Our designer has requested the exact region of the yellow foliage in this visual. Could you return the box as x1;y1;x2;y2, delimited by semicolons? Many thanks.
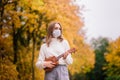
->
104;37;120;76
0;35;18;80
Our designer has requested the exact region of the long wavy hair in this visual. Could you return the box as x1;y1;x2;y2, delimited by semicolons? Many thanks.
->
46;22;63;47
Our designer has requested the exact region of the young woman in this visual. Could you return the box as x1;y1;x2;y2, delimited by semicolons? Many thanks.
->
36;22;73;80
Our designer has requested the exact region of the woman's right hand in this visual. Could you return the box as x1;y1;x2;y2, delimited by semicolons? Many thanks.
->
43;61;55;68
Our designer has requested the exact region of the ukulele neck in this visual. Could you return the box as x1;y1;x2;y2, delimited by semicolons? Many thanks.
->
56;53;65;61
56;48;75;61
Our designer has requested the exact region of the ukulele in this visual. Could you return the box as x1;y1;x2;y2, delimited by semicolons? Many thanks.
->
44;48;76;72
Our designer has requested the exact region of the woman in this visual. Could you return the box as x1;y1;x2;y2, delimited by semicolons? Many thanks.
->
36;22;73;80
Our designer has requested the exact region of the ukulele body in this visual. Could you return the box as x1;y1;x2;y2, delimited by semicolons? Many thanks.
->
44;56;59;72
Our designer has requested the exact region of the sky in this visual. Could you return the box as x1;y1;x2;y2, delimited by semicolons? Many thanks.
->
76;0;120;41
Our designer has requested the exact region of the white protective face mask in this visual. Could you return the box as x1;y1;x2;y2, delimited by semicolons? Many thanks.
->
52;29;61;38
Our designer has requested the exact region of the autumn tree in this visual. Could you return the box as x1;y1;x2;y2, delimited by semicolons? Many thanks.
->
104;37;120;80
0;32;18;80
0;0;52;80
89;37;109;80
0;0;18;80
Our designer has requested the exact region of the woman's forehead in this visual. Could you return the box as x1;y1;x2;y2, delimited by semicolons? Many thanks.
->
54;23;61;28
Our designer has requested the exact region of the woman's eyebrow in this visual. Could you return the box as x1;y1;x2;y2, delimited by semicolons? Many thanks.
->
55;27;60;29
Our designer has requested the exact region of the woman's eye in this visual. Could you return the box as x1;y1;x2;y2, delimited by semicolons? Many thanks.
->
54;27;61;30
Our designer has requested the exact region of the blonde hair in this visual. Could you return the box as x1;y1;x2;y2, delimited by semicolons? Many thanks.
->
46;22;63;47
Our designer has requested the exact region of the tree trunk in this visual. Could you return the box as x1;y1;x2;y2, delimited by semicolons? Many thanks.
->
32;32;36;80
12;23;18;64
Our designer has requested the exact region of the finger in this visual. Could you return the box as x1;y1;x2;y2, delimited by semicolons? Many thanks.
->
49;61;53;63
63;55;66;59
51;63;56;65
48;64;54;68
49;61;54;65
50;64;55;68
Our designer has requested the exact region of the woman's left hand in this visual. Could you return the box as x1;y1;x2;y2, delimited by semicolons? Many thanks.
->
63;51;69;59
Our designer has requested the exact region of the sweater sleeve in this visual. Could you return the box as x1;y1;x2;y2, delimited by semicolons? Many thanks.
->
36;44;46;70
63;40;73;65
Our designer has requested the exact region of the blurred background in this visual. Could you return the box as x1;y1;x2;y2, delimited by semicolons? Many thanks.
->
0;0;120;80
